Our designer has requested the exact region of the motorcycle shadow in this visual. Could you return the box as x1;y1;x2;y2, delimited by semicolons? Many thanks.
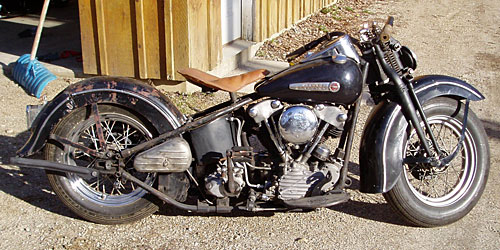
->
0;132;79;220
328;163;410;226
482;119;500;141
157;163;409;226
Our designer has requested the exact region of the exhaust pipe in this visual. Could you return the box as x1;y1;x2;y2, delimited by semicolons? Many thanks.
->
10;157;97;176
10;157;233;214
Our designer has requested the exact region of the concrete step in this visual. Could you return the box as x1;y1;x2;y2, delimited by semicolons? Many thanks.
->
204;39;289;94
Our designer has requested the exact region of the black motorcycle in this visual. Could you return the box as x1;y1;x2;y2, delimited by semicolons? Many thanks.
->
11;17;490;227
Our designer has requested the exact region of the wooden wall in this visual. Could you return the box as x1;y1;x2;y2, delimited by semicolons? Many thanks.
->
253;0;338;42
78;0;221;80
78;0;336;81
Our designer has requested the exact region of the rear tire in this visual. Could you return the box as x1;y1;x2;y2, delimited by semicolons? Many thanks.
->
46;104;162;224
384;97;490;227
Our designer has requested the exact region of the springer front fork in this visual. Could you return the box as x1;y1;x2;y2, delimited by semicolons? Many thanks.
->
373;44;469;167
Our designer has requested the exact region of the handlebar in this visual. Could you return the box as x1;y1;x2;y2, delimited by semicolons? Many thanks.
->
380;16;394;43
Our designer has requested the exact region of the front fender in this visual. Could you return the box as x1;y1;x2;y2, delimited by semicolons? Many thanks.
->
18;77;185;157
359;75;484;193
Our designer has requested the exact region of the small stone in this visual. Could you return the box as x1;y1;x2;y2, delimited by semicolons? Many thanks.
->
6;129;14;134
295;237;308;243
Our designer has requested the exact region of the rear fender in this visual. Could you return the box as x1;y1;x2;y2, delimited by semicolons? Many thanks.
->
18;77;185;157
359;75;484;193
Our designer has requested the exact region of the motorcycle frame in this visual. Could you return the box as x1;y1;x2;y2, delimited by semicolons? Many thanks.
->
10;19;487;210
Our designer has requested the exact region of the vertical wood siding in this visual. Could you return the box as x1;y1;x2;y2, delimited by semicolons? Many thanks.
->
253;0;337;42
78;0;221;80
78;0;334;81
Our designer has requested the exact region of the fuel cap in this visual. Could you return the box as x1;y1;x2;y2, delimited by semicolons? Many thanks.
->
332;54;347;64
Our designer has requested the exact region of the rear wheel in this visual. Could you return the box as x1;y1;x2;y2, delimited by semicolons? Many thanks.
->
384;97;490;227
46;105;160;224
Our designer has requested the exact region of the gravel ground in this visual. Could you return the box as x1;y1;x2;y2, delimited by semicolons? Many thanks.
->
1;0;499;249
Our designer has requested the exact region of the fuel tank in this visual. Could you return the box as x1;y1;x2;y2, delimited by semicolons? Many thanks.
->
255;57;362;104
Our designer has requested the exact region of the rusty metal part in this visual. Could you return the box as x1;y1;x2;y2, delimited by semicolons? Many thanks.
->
49;134;108;159
10;157;115;176
226;151;237;195
91;103;106;150
17;77;185;157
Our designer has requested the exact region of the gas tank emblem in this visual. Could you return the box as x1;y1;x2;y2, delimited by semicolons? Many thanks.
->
289;81;341;92
329;81;341;92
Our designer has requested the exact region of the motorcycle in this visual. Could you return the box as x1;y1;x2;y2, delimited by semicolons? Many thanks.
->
10;17;490;227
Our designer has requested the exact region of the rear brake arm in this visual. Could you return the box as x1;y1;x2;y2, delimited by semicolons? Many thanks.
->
49;134;108;159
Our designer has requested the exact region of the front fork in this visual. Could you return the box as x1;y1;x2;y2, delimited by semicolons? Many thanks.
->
373;44;469;167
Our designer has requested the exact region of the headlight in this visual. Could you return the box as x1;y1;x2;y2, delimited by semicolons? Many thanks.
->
399;46;418;70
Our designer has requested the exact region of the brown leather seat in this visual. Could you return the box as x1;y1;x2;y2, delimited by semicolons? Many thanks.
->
177;68;270;92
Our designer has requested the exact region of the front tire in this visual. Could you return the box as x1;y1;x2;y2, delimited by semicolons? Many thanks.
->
384;97;490;227
46;104;162;224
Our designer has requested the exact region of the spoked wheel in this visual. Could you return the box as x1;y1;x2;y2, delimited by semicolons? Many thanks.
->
46;105;160;224
384;97;490;227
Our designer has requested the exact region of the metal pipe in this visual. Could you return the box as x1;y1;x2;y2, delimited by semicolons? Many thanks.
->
337;62;369;189
374;44;433;156
226;152;237;195
9;157;231;213
406;80;442;155
243;163;265;189
300;123;329;164
338;98;361;189
264;119;287;162
9;157;114;176
121;170;231;213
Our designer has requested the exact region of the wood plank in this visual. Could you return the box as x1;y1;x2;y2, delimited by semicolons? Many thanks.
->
134;0;147;78
269;0;277;36
253;0;262;41
285;0;293;27
163;0;174;79
171;0;189;79
100;0;135;77
279;0;286;31
208;0;221;69
187;0;209;70
304;0;311;16
300;0;305;18
94;0;108;75
135;0;161;79
262;0;268;40
78;0;97;75
144;0;161;78
292;0;299;23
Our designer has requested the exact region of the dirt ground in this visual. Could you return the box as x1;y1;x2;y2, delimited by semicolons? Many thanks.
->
0;0;499;249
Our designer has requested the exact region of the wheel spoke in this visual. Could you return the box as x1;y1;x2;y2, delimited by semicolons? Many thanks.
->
404;114;476;206
62;110;156;206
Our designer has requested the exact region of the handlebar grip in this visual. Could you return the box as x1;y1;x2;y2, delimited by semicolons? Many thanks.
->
380;16;394;43
386;16;394;27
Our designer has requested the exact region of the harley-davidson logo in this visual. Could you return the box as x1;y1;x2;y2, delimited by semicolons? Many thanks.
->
289;81;341;92
329;81;341;92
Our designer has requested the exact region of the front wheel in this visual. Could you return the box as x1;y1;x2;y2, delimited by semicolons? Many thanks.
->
384;97;490;227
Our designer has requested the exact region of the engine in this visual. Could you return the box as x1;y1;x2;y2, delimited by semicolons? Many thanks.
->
278;104;347;145
190;99;348;201
247;100;348;200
